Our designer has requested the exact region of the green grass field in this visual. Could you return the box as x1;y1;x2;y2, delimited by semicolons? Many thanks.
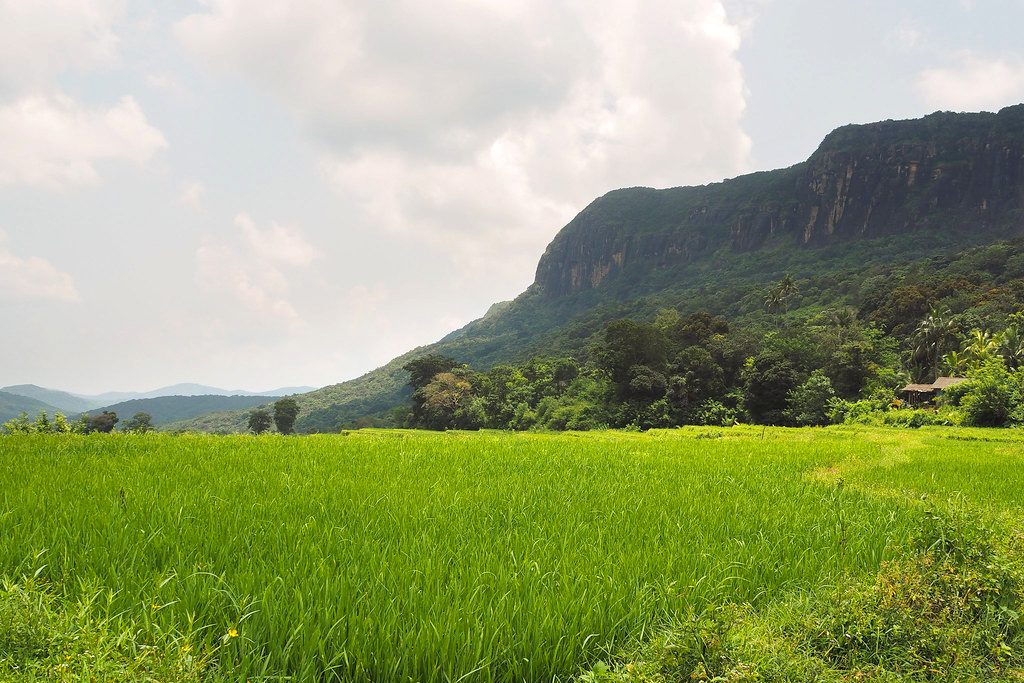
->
1;427;1022;681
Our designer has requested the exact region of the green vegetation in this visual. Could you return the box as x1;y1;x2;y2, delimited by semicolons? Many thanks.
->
0;385;100;414
121;412;155;434
583;508;1024;682
3;428;1024;680
271;398;300;435
247;408;272;435
0;392;59;424
165;235;1024;434
398;303;1024;431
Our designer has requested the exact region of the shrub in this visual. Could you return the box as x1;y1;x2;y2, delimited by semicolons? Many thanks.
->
580;508;1024;681
694;400;737;427
785;370;836;426
958;362;1023;427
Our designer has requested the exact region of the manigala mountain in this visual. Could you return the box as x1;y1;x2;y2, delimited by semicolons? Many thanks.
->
171;104;1024;434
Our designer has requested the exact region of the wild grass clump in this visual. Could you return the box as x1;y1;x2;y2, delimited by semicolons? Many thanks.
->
0;577;216;682
581;507;1024;682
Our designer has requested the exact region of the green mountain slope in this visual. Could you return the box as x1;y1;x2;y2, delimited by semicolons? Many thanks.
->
1;384;102;413
0;391;60;422
173;104;1024;434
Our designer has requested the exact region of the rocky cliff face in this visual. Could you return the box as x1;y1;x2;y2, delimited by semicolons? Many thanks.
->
534;105;1024;299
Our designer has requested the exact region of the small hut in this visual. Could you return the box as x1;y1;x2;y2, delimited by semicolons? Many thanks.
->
900;376;968;405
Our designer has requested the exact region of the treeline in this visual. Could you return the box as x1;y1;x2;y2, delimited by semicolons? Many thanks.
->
398;305;1024;431
4;397;303;436
3;410;154;434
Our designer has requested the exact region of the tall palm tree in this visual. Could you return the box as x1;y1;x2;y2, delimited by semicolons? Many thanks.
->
998;323;1024;370
911;308;960;381
764;274;799;314
963;328;999;368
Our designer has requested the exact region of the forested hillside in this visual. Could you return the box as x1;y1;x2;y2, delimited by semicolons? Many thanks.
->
0;392;59;423
170;105;1024;433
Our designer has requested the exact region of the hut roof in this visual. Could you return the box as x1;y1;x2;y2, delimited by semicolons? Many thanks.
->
901;377;968;393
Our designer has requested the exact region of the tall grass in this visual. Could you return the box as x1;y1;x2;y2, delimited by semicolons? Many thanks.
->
0;429;926;681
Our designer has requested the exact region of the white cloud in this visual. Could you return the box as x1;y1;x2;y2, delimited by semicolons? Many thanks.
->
196;213;320;322
918;52;1024;111
0;0;124;95
182;0;751;290
0;94;167;187
0;231;79;302
886;22;923;54
0;1;167;188
180;181;205;209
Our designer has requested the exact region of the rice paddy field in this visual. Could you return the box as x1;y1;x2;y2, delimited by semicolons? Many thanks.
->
1;426;1023;681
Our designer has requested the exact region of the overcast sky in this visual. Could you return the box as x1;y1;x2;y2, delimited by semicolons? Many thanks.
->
2;0;1024;394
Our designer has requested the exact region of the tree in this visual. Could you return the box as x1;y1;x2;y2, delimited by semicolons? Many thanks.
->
597;319;668;389
941;350;969;376
52;412;71;434
962;329;999;369
910;309;960;381
248;408;273;434
122;412;154;434
403;354;461;389
764;275;799;313
998;321;1024;370
2;412;34;434
273;398;300;435
666;346;727;423
625;365;667;400
958;362;1022;427
419;370;484;430
742;352;799;424
404;354;464;426
85;411;119;433
785;371;836;426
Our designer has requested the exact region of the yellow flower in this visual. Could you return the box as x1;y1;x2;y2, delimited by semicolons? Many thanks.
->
151;603;160;610
181;643;192;653
227;627;239;638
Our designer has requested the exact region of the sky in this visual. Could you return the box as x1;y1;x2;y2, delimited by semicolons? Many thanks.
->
2;1;1024;395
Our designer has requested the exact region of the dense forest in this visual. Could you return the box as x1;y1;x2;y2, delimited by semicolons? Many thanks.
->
394;239;1024;431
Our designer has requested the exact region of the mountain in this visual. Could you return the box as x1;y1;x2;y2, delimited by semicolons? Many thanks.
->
83;395;280;426
0;391;60;423
171;105;1024;434
86;384;316;404
1;383;317;411
1;385;102;413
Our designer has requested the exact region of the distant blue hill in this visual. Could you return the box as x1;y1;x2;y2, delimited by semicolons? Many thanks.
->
2;383;317;412
81;395;280;427
1;385;101;413
85;383;317;404
0;391;60;422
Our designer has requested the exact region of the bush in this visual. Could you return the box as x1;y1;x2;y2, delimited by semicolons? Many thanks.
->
881;407;962;428
958;362;1023;427
693;400;737;427
828;398;882;424
785;370;836;426
579;508;1024;681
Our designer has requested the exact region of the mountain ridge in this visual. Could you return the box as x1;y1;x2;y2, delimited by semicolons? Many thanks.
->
0;391;60;423
1;383;317;412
